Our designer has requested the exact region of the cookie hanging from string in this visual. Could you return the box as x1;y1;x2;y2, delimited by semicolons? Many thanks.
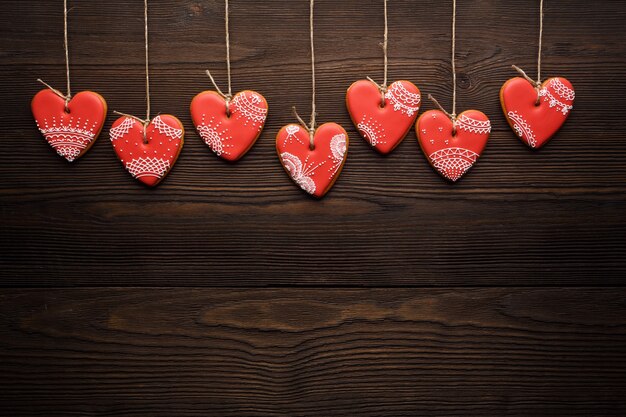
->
31;0;108;162
346;0;421;155
416;0;491;182
190;0;268;162
109;0;184;187
276;0;348;198
500;0;575;150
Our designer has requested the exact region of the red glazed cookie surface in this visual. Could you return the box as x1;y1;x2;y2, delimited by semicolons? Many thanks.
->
500;76;575;149
190;90;268;161
346;80;421;154
32;89;107;162
276;123;348;198
416;109;491;182
109;115;184;187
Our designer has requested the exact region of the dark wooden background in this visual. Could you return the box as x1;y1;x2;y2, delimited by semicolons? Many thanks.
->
1;0;626;415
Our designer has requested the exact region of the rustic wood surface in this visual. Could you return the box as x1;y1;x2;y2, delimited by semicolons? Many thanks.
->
1;0;625;415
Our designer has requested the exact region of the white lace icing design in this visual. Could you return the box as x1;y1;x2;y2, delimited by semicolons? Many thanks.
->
196;114;232;156
429;147;479;182
125;157;171;180
507;110;536;148
456;114;491;135
384;82;421;117
282;125;305;147
357;116;386;146
539;78;574;116
329;133;346;179
152;115;183;140
37;116;98;162
109;118;135;142
281;152;324;195
231;92;268;130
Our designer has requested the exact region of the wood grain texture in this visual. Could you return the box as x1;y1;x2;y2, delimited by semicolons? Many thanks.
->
1;288;625;416
1;0;626;284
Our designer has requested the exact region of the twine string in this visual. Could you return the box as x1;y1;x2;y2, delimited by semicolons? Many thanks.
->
144;0;150;122
511;0;544;103
206;0;233;115
37;0;72;111
366;0;388;106
293;0;317;150
111;0;151;144
428;0;457;133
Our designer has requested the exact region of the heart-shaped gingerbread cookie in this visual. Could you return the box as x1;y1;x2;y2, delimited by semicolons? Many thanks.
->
109;115;184;187
500;76;574;149
416;110;491;182
276;123;348;198
346;80;421;154
190;90;268;161
32;89;107;162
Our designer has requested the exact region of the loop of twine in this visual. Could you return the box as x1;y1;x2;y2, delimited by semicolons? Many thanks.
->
113;111;150;144
366;0;388;106
511;0;544;103
205;0;233;115
292;0;317;150
37;0;71;111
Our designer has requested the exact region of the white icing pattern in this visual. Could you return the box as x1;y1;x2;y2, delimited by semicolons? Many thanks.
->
109;118;135;142
280;152;323;195
231;92;267;130
357;115;386;146
282;125;305;147
329;133;346;179
539;78;574;116
456;114;492;135
125;157;171;180
152;115;183;140
429;147;479;182
37;116;98;162
197;114;233;156
384;82;421;116
507;110;537;148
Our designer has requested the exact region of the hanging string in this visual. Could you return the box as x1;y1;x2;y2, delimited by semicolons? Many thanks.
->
428;0;457;132
293;0;317;150
366;0;388;106
37;0;72;111
206;0;233;114
511;0;544;101
113;0;151;143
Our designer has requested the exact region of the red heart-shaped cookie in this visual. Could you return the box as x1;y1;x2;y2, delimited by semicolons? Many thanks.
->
276;123;348;198
416;110;491;182
190;90;268;161
31;89;107;162
500;76;574;149
109;115;184;187
346;80;421;154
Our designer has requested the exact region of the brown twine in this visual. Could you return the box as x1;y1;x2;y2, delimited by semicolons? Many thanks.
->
428;0;457;133
366;0;388;105
37;0;72;111
112;0;151;144
293;0;317;150
511;0;544;103
206;0;233;115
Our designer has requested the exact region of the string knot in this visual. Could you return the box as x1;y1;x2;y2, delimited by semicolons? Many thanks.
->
511;65;543;103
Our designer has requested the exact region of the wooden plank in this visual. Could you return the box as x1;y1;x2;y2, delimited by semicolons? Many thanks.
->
1;0;625;285
1;288;625;416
